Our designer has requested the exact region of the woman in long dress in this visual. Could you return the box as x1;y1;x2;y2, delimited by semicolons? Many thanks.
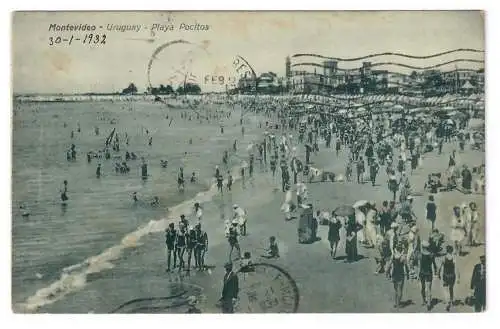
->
354;206;366;245
345;216;361;262
450;206;466;256
280;189;294;221
365;202;378;248
461;203;472;246
468;202;480;246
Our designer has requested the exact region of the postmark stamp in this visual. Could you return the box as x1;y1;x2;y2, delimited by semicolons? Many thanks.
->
147;39;258;97
236;263;300;313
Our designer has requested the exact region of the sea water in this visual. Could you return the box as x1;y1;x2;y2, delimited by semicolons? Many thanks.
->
11;100;264;312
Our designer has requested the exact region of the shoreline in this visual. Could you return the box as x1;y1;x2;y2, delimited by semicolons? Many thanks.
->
13;104;267;313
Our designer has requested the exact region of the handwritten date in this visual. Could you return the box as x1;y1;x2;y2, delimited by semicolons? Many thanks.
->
48;34;107;46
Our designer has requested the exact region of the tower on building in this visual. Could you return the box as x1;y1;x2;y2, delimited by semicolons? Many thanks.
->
323;60;338;77
362;62;372;76
285;56;291;78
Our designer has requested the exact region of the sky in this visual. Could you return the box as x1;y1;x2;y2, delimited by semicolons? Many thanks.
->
12;11;485;94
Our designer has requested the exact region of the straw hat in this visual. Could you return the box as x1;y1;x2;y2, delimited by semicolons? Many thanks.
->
391;222;399;229
411;226;418;233
422;240;430;248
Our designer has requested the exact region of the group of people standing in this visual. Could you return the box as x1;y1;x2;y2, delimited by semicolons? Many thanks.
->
164;204;208;273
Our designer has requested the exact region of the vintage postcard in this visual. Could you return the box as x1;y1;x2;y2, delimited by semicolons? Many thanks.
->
11;11;485;313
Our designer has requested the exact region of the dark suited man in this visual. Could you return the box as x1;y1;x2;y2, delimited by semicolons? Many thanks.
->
470;255;486;312
220;262;239;313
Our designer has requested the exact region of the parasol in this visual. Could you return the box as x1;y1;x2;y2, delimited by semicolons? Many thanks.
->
333;205;355;217
353;200;369;208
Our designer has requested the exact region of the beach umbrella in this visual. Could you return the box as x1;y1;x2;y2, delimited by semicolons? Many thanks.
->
353;200;369;208
393;104;404;111
333;205;355;217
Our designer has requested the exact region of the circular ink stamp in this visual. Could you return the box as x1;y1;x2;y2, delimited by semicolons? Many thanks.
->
147;39;258;98
109;282;205;313
236;262;300;313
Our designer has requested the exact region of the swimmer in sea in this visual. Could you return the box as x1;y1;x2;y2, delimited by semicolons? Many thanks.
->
151;196;160;207
141;160;148;180
96;163;102;178
132;192;138;202
71;144;76;161
60;180;69;203
178;167;185;191
20;204;30;218
190;172;197;183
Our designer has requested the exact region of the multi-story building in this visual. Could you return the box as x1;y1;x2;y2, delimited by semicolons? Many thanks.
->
441;69;485;94
237;72;257;92
371;70;388;91
290;70;323;94
286;55;484;95
322;60;344;88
